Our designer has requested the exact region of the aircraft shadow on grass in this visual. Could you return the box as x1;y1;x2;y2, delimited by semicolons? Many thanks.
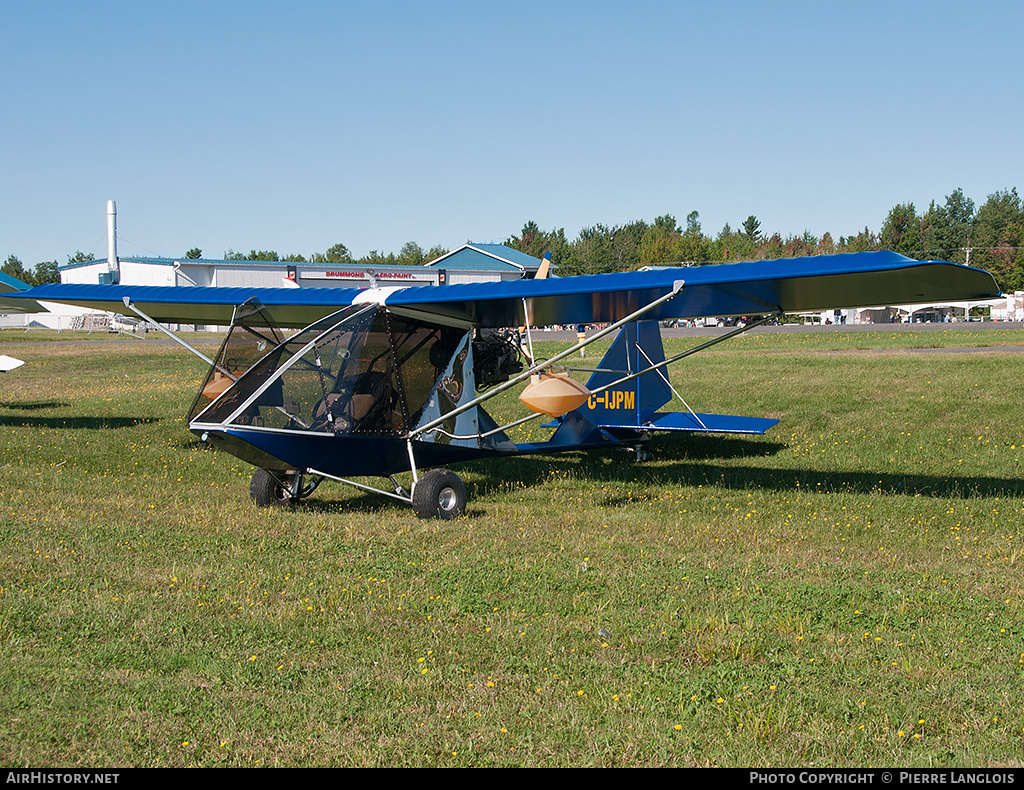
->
594;462;1024;505
495;436;1024;502
316;432;1024;514
0;400;73;410
0;411;159;430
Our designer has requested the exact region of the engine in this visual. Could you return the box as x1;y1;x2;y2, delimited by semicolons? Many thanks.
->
472;329;524;390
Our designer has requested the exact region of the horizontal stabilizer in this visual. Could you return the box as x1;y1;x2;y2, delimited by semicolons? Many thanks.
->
601;411;779;435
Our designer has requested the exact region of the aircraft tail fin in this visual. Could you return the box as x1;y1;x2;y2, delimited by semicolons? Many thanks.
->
572;321;778;436
578;320;671;426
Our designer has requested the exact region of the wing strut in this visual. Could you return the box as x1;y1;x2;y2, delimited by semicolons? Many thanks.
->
122;297;219;368
409;280;686;440
410;311;779;445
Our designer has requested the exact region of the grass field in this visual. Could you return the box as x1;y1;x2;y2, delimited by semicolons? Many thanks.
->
1;326;1023;767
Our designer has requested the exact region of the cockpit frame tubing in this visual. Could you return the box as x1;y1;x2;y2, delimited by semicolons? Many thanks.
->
214;303;379;428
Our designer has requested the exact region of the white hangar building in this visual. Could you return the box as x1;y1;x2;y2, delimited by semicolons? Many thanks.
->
24;242;545;330
60;242;544;290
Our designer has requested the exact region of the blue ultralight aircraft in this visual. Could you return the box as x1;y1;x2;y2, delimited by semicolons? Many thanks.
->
11;251;1001;518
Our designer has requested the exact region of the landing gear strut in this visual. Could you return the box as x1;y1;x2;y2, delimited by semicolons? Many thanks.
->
633;445;653;462
249;469;322;508
247;446;467;518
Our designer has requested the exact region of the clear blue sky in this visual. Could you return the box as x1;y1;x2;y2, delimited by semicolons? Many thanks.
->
3;0;1022;267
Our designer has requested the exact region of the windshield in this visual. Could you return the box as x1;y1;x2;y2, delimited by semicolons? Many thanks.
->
187;298;284;423
191;304;468;437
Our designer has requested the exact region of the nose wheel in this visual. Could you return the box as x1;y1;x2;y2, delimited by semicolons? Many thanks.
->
249;468;298;507
412;469;467;519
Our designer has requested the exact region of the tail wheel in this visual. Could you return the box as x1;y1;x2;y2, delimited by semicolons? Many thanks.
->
412;469;467;520
250;468;297;508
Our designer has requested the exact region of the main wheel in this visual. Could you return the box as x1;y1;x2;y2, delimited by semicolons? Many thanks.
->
411;469;467;520
249;468;296;508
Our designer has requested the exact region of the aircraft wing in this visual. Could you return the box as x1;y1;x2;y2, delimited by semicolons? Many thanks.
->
11;251;1000;329
388;251;1001;327
13;282;366;328
0;354;25;372
0;271;49;315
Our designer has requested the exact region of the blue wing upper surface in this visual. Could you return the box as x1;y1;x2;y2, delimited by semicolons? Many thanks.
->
12;251;1001;328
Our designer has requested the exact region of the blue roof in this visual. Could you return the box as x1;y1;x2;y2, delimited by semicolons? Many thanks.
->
425;244;542;271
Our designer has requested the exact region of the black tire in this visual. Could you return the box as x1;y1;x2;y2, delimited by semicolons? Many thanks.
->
412;469;467;520
250;469;296;508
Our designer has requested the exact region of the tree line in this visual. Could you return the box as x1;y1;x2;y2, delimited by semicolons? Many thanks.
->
1;251;94;287
5;187;1022;292
502;187;1023;292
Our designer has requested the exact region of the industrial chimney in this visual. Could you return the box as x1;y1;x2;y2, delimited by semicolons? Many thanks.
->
105;200;120;284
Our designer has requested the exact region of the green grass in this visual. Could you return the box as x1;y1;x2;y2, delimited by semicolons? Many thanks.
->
2;328;1024;767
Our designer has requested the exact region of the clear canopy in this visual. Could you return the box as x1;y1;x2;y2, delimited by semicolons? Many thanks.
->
190;302;467;438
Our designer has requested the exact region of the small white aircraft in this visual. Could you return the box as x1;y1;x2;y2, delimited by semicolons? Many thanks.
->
0;354;24;372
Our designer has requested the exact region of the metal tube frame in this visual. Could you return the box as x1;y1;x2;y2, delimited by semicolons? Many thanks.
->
427;312;781;441
409;281;685;440
122;298;219;368
307;467;414;504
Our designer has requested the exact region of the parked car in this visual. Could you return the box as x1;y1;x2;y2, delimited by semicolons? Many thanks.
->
109;314;147;333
